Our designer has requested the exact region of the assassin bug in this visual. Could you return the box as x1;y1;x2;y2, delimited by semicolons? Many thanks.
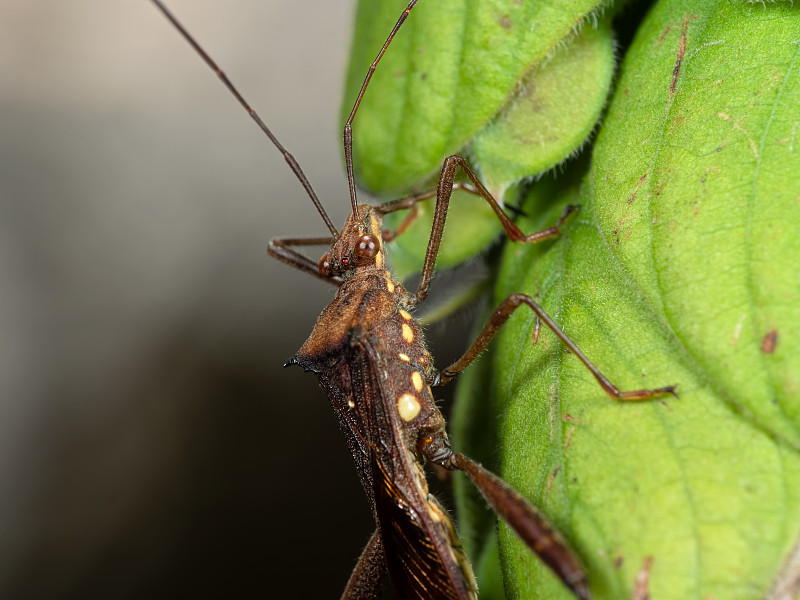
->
150;1;676;598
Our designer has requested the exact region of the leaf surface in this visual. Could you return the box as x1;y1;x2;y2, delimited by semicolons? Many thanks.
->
453;1;800;598
345;0;615;280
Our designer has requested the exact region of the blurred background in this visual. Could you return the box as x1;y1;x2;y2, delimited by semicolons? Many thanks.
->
0;1;402;597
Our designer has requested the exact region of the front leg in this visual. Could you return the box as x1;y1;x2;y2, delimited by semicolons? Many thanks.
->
267;236;342;285
377;155;577;305
420;156;577;304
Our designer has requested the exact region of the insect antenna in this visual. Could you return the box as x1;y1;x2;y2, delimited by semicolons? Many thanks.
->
342;0;418;216
149;0;339;238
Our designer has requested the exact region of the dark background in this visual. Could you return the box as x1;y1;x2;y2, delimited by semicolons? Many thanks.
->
0;1;403;597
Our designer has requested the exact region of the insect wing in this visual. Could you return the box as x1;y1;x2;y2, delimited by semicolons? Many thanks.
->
372;458;476;600
360;341;477;600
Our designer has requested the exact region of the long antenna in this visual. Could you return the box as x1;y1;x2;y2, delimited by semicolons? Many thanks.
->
343;0;418;216
150;0;339;238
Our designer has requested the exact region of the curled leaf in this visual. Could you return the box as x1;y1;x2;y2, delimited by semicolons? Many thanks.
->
470;21;615;197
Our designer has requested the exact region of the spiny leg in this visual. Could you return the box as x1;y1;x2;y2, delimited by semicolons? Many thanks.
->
450;452;591;600
418;435;590;600
393;155;577;304
433;293;677;401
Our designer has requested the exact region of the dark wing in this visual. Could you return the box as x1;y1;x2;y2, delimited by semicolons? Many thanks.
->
359;340;477;600
372;457;476;600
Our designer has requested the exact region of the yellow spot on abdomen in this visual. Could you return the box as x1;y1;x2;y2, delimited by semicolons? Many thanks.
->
398;353;410;362
401;323;414;343
411;371;424;392
427;501;445;522
386;278;395;294
347;399;355;409
397;393;421;421
399;309;412;321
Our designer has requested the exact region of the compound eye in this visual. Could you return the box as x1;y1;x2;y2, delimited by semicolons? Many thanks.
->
318;254;332;277
355;234;379;261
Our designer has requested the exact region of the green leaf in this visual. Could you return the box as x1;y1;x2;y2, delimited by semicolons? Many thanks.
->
344;0;616;280
592;1;800;446
344;0;612;195
454;1;800;599
470;20;615;197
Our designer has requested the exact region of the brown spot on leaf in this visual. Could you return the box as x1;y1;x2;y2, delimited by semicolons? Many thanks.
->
670;15;698;98
562;413;586;425
544;465;562;498
531;320;541;346
632;556;654;600
496;14;512;30
657;23;675;45
669;114;686;134
628;171;649;204
761;330;778;354
670;17;688;97
564;427;576;450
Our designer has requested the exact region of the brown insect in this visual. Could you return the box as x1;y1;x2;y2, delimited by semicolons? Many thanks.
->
150;1;676;598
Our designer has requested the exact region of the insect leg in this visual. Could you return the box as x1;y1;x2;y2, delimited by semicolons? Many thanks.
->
418;434;590;600
340;529;387;600
434;293;677;401
267;236;342;285
380;206;419;242
453;452;590;600
376;182;477;242
406;155;578;304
